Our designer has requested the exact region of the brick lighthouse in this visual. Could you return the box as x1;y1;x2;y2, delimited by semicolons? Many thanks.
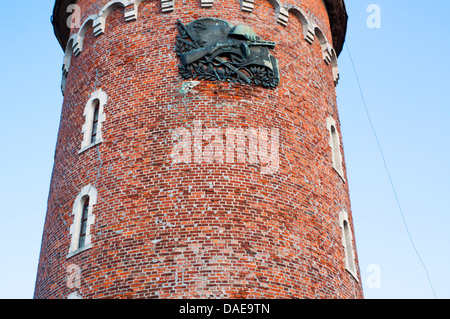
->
34;0;363;299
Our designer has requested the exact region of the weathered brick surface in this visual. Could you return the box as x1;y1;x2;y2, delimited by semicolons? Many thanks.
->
34;0;363;299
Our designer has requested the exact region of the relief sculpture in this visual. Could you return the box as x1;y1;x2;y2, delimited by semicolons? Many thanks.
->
176;18;280;88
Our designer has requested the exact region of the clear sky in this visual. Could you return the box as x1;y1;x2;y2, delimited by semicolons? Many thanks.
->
0;1;448;299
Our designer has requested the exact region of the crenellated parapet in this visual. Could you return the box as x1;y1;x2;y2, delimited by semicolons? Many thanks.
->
59;0;343;94
53;0;346;50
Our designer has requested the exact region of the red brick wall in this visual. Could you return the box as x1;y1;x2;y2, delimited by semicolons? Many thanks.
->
34;0;363;299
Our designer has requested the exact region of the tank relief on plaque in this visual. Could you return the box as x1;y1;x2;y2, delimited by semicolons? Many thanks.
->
176;18;280;88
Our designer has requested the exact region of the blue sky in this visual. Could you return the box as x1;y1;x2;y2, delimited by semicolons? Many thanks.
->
0;1;448;299
338;1;450;298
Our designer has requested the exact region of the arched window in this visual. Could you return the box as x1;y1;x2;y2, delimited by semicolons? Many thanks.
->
314;27;332;64
339;210;358;281
326;116;345;181
79;89;107;153
68;185;97;258
61;35;76;95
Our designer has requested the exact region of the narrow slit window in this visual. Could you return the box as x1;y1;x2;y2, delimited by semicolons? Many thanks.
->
327;116;345;181
79;89;107;153
339;211;358;281
343;221;355;272
91;101;100;144
330;125;341;171
68;185;97;257
78;197;90;249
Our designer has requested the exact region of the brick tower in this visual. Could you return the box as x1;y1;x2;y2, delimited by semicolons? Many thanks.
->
34;0;363;299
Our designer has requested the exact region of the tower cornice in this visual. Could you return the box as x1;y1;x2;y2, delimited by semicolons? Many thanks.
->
51;0;347;55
